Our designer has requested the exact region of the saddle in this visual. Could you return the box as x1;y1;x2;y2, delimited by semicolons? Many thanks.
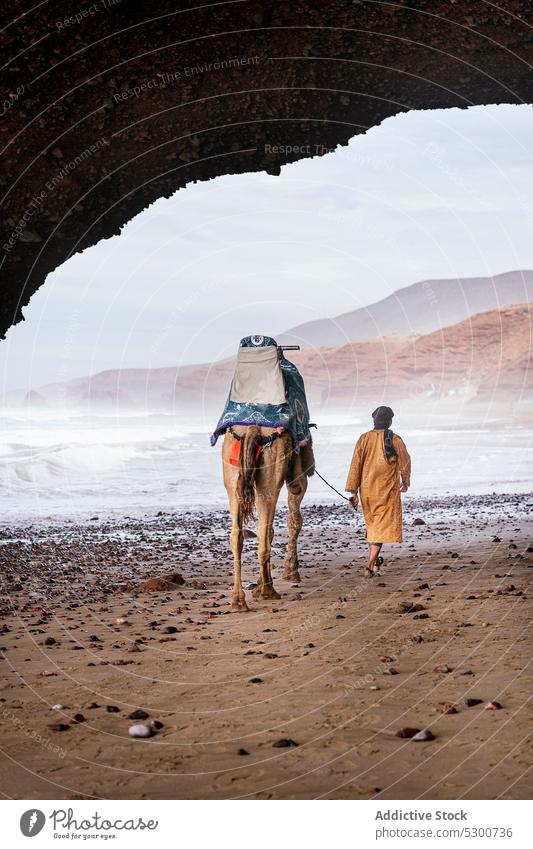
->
210;334;313;452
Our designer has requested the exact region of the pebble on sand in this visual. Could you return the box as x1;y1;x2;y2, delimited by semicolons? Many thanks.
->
411;729;435;742
128;709;149;720
128;724;154;738
484;701;502;710
48;723;70;732
238;748;250;755
138;573;185;592
273;738;299;748
396;602;425;614
463;698;483;707
395;727;420;738
433;664;452;673
442;703;458;714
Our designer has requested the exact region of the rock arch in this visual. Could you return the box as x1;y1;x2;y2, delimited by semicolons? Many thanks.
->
1;0;532;337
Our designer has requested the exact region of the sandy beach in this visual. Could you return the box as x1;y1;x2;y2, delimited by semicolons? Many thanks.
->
0;493;531;800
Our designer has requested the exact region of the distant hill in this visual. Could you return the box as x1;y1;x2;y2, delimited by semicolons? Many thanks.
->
6;304;531;413
278;270;533;348
287;303;532;405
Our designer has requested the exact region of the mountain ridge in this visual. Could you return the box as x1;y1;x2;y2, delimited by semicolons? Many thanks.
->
5;303;531;413
278;269;533;348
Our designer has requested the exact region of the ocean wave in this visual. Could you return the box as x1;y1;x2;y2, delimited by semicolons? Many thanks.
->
0;442;139;485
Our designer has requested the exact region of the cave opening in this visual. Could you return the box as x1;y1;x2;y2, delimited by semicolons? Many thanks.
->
1;101;532;520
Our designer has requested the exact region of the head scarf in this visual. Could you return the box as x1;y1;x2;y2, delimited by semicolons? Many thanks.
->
372;406;397;460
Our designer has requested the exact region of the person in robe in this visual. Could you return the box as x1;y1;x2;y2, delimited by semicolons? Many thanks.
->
345;406;411;577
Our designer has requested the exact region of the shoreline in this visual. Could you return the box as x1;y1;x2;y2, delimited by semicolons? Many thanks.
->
1;488;533;533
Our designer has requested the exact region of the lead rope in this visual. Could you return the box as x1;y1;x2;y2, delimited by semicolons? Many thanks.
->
314;469;355;505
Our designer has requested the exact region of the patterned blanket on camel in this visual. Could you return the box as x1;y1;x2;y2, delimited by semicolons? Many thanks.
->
210;335;312;451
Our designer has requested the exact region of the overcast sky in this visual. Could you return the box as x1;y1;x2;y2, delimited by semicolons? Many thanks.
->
1;103;532;392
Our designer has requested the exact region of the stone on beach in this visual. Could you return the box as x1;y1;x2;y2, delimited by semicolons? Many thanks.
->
138;573;185;592
128;723;153;738
411;729;435;741
396;602;425;614
70;713;86;724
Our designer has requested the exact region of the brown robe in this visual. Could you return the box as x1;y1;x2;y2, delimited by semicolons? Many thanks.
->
345;430;411;543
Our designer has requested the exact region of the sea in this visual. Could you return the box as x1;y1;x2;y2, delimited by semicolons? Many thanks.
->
1;407;532;523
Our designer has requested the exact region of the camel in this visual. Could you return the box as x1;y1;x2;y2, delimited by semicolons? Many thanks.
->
222;425;315;612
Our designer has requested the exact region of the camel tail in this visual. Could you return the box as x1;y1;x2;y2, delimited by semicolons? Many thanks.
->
237;426;262;521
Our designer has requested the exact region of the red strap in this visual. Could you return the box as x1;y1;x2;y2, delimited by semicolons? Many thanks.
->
255;445;263;460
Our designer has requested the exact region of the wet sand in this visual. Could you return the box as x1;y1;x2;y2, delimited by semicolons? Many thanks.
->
0;493;531;800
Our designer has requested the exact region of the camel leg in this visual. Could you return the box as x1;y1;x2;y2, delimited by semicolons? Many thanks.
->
253;496;281;600
228;498;248;612
283;479;307;583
